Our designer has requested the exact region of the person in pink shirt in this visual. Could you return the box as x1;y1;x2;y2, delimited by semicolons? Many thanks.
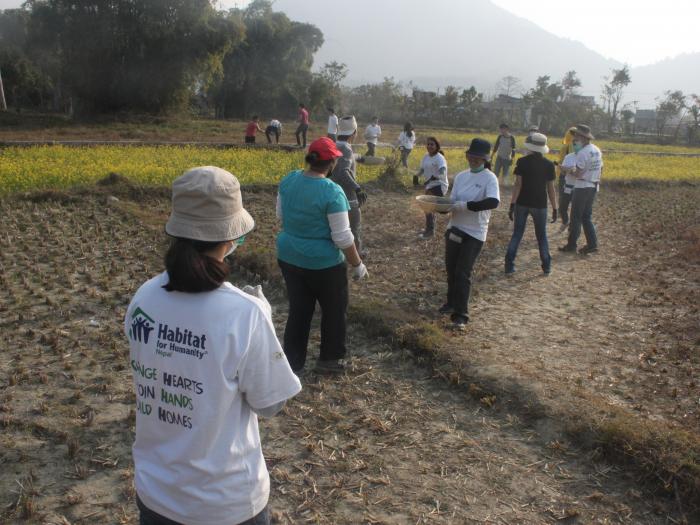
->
245;116;263;144
295;103;310;148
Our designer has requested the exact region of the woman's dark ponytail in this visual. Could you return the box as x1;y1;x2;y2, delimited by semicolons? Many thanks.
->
305;152;335;173
163;238;229;293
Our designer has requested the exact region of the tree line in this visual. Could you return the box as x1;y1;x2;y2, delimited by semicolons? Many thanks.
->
0;0;337;118
1;1;698;144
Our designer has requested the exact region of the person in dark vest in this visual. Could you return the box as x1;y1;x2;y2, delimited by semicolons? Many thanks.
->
491;123;516;184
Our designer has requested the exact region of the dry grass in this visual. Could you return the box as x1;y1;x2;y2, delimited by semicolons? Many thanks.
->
0;178;698;523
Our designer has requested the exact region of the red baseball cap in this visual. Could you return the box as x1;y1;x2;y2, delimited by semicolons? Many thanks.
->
308;137;342;160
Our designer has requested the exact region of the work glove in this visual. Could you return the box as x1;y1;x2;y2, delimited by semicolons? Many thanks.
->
242;285;272;318
356;188;368;207
551;208;558;223
450;201;469;212
351;262;368;281
508;203;515;221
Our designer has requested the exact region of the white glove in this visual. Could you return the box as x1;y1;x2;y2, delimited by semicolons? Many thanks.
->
451;201;469;212
242;285;272;318
351;262;368;281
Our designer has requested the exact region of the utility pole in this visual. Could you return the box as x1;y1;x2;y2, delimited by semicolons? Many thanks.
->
0;67;7;111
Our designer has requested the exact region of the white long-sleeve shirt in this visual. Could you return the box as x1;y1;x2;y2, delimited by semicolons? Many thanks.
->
397;131;416;150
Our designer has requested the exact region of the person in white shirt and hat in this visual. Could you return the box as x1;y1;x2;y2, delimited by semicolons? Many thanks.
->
559;124;602;255
504;132;558;275
442;138;500;330
126;166;301;525
330;115;368;257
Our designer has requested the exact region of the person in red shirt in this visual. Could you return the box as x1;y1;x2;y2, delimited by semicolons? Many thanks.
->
245;116;263;144
295;104;310;148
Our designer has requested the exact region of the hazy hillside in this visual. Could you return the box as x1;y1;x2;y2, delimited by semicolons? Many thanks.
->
274;0;697;107
629;53;700;106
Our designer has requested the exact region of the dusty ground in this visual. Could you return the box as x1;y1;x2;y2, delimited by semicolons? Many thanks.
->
0;178;698;524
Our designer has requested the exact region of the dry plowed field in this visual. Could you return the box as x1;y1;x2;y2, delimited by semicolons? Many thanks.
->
1;178;698;524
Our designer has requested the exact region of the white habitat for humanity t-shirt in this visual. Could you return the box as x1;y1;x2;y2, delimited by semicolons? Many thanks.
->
448;168;500;241
125;272;301;525
574;143;603;189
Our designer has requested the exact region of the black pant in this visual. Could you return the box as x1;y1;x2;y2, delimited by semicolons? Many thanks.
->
245;136;255;144
365;142;376;156
295;123;308;147
424;185;445;234
265;127;280;144
278;260;348;371
137;495;270;525
444;229;484;323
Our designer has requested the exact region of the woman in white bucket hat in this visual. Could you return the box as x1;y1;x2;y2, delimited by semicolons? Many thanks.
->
125;166;301;525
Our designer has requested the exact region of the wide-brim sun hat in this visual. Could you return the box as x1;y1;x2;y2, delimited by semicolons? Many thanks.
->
524;132;549;154
574;124;594;140
165;166;255;242
465;138;491;160
337;115;358;135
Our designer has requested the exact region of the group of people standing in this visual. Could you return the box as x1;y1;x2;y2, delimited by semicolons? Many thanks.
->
126;115;602;525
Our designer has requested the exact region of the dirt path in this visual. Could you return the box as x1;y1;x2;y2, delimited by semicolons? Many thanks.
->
379;183;699;431
0;184;695;523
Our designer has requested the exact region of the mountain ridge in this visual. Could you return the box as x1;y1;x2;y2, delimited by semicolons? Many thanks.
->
273;0;699;108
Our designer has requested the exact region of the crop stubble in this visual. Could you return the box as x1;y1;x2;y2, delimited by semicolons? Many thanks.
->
0;177;698;523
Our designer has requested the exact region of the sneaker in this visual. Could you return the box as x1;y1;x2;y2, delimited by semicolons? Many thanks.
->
438;303;453;315
314;359;345;375
543;268;551;276
418;231;434;239
451;319;468;331
558;244;576;252
578;245;598;255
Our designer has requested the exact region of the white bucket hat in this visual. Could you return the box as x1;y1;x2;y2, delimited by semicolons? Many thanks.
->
165;166;255;242
524;132;549;154
337;115;358;135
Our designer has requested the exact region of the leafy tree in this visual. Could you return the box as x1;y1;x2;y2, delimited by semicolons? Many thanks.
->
601;66;631;133
523;75;564;132
655;90;686;141
562;70;581;98
25;0;241;114
343;77;404;122
211;0;323;119
317;60;348;109
687;94;700;145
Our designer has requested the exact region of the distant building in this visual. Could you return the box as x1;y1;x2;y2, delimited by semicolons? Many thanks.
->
481;94;531;129
566;94;596;107
634;109;656;133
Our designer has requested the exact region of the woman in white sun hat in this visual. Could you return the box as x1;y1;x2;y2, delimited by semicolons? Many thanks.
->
125;166;301;525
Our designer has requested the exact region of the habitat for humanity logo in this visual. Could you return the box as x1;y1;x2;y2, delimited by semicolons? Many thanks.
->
129;307;156;344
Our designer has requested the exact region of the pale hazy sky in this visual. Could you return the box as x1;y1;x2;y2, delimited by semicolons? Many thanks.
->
1;0;698;67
